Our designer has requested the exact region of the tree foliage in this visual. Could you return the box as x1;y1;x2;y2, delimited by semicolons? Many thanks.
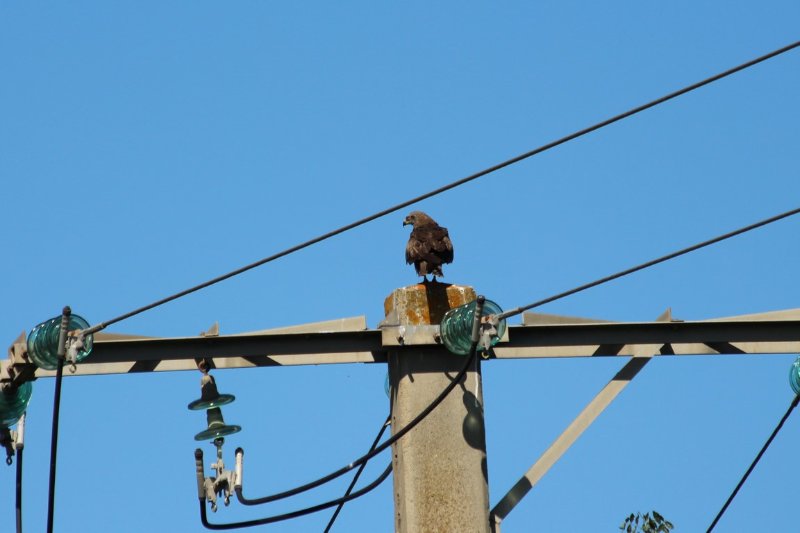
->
619;510;674;533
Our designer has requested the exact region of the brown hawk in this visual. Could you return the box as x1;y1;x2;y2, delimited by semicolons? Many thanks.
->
403;211;454;281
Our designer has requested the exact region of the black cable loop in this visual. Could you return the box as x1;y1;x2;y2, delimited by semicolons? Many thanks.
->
201;463;393;530
83;40;800;336
207;335;481;529
46;306;71;533
235;346;477;505
15;445;23;533
323;417;392;532
45;357;64;533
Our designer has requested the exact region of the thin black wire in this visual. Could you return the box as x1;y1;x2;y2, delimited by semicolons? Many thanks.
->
706;394;800;533
202;463;393;530
15;445;23;533
496;206;800;320
323;417;392;533
235;347;477;505
45;358;64;533
83;39;800;336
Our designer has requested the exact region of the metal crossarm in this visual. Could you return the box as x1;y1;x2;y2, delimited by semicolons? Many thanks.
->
4;310;800;383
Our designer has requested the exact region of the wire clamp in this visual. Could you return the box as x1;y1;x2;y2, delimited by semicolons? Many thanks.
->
478;314;500;357
202;437;238;512
65;330;86;373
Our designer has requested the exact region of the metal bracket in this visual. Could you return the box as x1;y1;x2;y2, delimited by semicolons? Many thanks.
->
3;333;36;389
479;315;501;355
65;330;86;373
0;427;13;465
202;438;238;512
0;413;24;466
381;325;441;347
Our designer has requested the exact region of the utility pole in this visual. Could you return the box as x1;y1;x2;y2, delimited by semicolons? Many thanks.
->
383;283;490;533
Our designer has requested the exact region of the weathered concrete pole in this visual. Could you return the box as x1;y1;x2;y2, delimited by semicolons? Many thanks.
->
383;282;490;533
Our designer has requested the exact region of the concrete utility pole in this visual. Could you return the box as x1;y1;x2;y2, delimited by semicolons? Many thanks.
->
383;283;490;533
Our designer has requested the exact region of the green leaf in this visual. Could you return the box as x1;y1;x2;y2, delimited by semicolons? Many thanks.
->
653;511;664;522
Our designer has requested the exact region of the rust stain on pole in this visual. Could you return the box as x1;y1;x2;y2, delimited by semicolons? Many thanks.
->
384;282;476;325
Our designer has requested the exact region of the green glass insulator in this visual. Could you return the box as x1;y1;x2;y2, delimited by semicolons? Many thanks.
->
0;382;32;428
188;394;236;411
187;374;236;410
789;356;800;395
194;407;241;441
27;314;93;370
440;298;506;356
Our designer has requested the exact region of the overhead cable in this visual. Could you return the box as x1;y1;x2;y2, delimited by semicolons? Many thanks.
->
231;298;483;508
323;417;392;533
202;299;485;529
83;40;800;336
234;346;477;504
706;394;800;532
201;460;392;530
15;414;24;533
45;308;71;533
496;206;800;320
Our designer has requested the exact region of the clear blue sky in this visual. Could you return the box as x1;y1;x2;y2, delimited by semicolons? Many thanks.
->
2;3;799;532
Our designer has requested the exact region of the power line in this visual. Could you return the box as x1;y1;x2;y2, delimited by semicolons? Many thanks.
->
707;394;800;532
217;299;485;528
496;206;800;320
44;358;64;533
15;417;23;533
83;40;800;336
324;417;392;533
201;459;392;530
45;307;71;533
234;347;477;505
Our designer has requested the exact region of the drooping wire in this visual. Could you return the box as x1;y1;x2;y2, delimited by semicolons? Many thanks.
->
15;445;22;533
232;298;484;508
46;307;71;533
706;394;800;532
235;347;477;505
15;414;24;533
206;307;484;530
82;40;800;337
323;417;392;533
45;358;64;533
200;462;393;530
496;206;800;321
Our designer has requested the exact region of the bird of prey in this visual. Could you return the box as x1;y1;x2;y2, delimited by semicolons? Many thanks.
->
403;211;454;281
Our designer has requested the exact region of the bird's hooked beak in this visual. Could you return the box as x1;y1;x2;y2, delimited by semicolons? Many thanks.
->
403;217;411;227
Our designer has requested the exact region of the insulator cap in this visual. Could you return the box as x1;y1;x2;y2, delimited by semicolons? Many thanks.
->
27;313;93;370
440;298;506;355
0;382;32;429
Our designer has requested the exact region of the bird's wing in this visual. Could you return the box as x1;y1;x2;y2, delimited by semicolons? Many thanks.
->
407;226;437;260
407;225;453;262
428;226;454;263
439;234;454;263
406;234;427;264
